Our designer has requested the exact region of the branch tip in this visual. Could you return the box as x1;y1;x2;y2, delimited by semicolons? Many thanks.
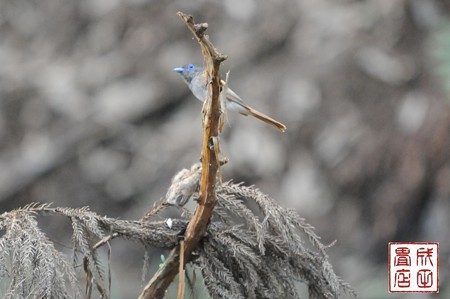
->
194;23;208;36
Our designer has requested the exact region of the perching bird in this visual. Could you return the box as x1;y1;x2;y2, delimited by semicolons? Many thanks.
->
165;163;202;207
173;64;287;132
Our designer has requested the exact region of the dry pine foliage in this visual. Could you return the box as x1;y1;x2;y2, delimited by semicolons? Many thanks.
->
0;180;354;298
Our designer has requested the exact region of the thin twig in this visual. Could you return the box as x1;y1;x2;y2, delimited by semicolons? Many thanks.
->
93;233;118;250
177;241;185;299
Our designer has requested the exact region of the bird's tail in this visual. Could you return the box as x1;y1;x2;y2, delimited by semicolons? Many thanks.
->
246;107;287;132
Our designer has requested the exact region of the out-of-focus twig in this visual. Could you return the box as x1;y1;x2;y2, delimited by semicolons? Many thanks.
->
177;240;185;299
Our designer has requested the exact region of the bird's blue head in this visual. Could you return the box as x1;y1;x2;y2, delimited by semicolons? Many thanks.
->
173;64;203;84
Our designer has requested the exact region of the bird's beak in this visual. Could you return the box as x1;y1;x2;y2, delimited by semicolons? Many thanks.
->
173;67;184;73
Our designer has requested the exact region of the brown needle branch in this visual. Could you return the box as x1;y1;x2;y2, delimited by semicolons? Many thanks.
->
139;12;227;299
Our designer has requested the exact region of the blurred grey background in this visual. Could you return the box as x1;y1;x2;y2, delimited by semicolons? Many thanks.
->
1;0;450;298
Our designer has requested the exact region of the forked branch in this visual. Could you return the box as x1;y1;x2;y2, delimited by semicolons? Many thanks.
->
139;12;227;299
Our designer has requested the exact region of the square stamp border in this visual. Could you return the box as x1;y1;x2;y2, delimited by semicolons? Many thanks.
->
388;242;439;293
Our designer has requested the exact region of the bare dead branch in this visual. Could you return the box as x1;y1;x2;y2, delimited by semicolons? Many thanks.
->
139;12;227;299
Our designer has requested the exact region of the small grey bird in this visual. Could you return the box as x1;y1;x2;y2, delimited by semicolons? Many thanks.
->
165;163;202;207
173;64;287;132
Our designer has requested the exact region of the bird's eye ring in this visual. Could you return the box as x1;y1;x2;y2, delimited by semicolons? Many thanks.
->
188;64;194;69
